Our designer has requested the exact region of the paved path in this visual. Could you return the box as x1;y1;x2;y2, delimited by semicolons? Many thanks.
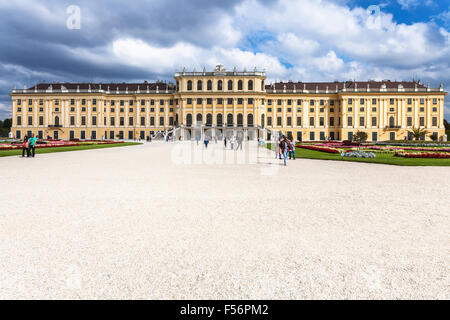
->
0;141;449;299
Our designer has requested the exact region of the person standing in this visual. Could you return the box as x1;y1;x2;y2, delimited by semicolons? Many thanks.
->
224;136;227;149
29;133;37;158
230;136;234;150
204;136;209;149
236;135;243;150
22;135;29;158
196;135;200;146
282;137;288;166
290;138;296;160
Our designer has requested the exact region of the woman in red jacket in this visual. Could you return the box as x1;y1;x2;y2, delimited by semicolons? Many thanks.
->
22;135;29;157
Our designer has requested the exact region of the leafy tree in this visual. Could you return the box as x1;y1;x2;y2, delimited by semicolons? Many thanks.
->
353;130;368;149
429;133;438;141
409;127;427;140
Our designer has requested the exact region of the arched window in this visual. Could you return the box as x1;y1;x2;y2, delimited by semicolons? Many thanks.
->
217;113;223;126
55;116;60;126
197;80;202;91
228;80;233;91
248;80;253;91
206;114;212;127
186;114;192;126
247;114;253;127
187;80;192;91
261;114;265;128
227;114;233;127
389;116;395;127
237;113;243;127
207;80;212;91
238;80;243;90
217;80;223;91
196;113;203;124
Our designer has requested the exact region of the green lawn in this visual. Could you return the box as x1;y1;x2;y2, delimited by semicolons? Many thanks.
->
0;142;142;158
266;143;450;166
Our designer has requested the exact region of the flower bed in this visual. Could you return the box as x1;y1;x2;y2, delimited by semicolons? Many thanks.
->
394;152;450;159
296;145;340;154
0;140;124;151
344;150;376;158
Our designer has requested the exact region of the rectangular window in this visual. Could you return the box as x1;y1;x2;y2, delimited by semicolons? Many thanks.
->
248;98;253;105
419;117;425;126
310;108;314;113
120;108;124;113
330;108;334;113
320;132;325;141
228;98;233;105
420;107;424;112
278;99;282;105
151;100;155;105
390;98;395;105
348;98;352;105
170;100;174;106
297;99;302;105
39;116;44;126
297;117;302;126
432;117;437;126
129;108;133;113
277;117;282;126
287;99;292;105
359;117;364;126
120;100;124;106
150;117;155;126
28;99;33;105
28;107;33;112
70;131;74;140
407;117;412;127
110;117;115;126
160;100;164;105
129;100;134;106
310;100;315;106
141;117;145;126
407;98;412;105
329;117;334;126
287;108;291;112
27;116;32;126
141;107;145;112
92;116;97;126
111;100;115;106
277;108;282;112
187;98;192;105
267;117;272;126
287;117;292;126
407;107;412;112
128;131;133;140
372;132;377;141
120;117;124;126
420;98;424;105
81;116;86;126
372;98;377;105
360;107;364;112
268;99;272;105
141;99;145;105
360;98;364;105
432;98;437;105
319;117;324;126
347;117;353;126
372;107;377;112
70;116;75;126
268;108;272;112
309;117;314;126
320;100;324;106
55;99;59;106
82;107;86;112
197;98;202;105
160;117;164;126
319;108;324;113
82;99;86;105
309;132;315;141
372;117;377;126
169;117;174;125
238;98;243;105
39;99;43;105
207;98;212;104
348;132;353;141
93;99;97;105
432;107;437;112
330;100;334;106
217;98;223;105
159;108;164;113
17;99;22;105
348;107;352;112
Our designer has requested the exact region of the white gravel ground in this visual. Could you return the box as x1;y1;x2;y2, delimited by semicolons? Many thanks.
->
0;141;449;299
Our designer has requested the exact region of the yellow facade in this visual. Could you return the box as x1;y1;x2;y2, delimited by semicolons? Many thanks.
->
10;65;447;141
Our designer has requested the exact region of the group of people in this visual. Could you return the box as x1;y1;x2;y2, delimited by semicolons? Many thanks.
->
223;136;243;150
276;136;296;166
21;134;37;158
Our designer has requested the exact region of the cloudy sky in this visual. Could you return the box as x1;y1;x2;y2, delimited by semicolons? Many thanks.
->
0;0;449;120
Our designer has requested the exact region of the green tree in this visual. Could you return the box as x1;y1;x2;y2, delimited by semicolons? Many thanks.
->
429;133;438;141
409;127;427;140
353;130;368;149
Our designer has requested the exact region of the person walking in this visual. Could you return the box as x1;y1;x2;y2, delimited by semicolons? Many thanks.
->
22;135;29;157
28;133;37;158
281;137;288;166
236;135;243;150
230;136;234;150
196;135;200;146
204;136;209;149
289;138;296;160
224;136;227;149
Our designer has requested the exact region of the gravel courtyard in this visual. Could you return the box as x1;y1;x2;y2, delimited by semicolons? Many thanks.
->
0;141;449;299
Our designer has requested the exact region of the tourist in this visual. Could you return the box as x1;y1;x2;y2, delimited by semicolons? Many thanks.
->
28;133;37;158
281;137;288;166
290;138;296;160
196;135;200;146
22;135;29;157
204;136;209;149
230;136;234;149
224;136;227;148
236;135;243;150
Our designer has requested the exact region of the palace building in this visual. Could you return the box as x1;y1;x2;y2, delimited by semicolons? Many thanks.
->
9;65;447;141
